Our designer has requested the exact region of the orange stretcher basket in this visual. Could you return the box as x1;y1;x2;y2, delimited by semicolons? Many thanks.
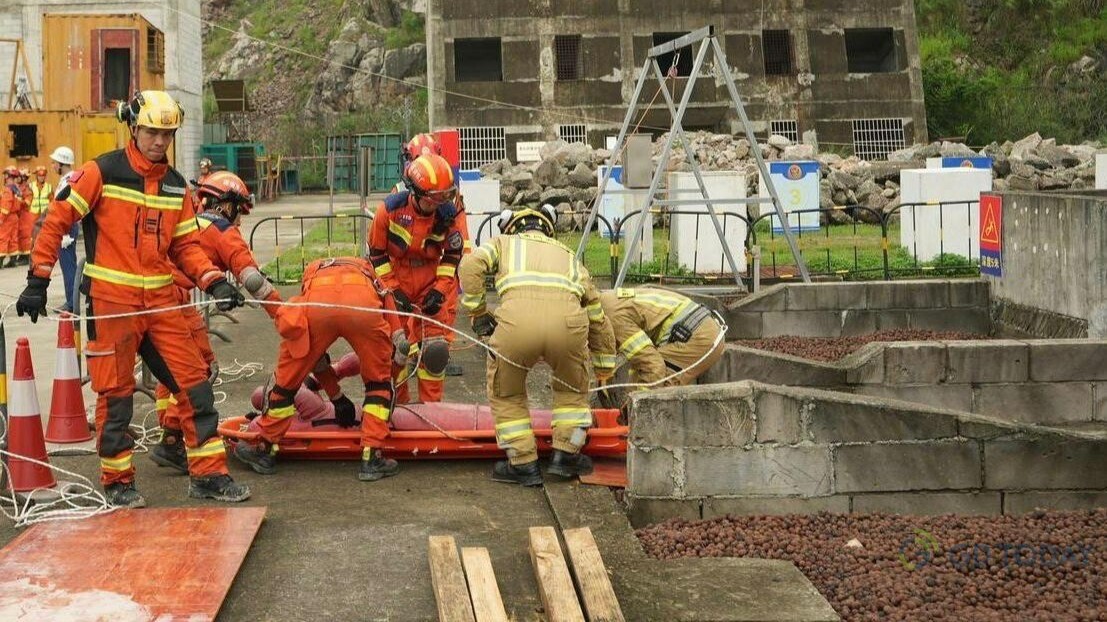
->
218;403;627;461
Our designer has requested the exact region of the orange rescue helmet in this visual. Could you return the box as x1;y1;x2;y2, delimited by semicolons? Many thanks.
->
197;171;254;215
405;133;442;161
3;165;18;179
403;154;457;203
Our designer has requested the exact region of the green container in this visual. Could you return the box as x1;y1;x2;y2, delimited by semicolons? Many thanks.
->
325;133;403;193
198;142;266;191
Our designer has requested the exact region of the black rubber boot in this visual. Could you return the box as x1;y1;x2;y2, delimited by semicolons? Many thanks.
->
189;474;251;502
149;429;188;475
233;441;277;475
547;450;593;478
359;449;400;482
491;460;544;487
104;482;147;508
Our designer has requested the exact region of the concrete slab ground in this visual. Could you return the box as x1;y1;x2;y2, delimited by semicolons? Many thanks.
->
0;192;837;621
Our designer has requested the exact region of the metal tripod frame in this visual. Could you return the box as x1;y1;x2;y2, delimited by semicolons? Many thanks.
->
575;25;811;287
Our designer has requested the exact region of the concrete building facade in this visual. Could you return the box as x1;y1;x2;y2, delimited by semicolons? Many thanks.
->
0;0;204;179
426;0;928;168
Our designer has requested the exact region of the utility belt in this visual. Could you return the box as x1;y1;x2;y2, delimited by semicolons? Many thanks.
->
663;303;714;344
395;257;430;268
309;258;379;290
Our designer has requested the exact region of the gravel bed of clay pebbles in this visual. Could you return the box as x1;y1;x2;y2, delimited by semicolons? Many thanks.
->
741;329;985;362
636;510;1107;621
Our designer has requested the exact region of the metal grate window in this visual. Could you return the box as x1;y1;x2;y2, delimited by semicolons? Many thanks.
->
762;30;793;76
146;28;165;74
769;119;799;144
554;35;582;81
852;118;905;161
558;124;587;145
458;126;507;170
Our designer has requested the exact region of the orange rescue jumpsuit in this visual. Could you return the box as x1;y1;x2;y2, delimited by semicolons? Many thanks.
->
155;212;284;431
368;190;468;403
0;182;26;259
256;257;399;452
31;141;229;486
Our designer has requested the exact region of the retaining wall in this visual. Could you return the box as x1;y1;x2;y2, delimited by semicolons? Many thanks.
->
725;280;992;340
626;381;1107;526
703;339;1107;428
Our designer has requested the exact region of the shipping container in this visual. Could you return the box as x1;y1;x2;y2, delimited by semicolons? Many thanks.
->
42;13;165;111
199;143;265;191
325;132;403;193
3;110;136;172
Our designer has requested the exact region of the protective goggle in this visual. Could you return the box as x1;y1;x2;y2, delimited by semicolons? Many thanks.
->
415;186;457;205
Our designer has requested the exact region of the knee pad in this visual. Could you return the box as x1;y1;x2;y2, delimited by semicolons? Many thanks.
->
420;339;450;376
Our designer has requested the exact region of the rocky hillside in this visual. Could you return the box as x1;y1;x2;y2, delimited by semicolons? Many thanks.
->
202;0;426;152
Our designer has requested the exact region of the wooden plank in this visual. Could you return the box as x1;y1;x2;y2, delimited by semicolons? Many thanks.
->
563;528;626;622
460;547;509;622
428;536;477;622
528;526;585;622
0;508;265;621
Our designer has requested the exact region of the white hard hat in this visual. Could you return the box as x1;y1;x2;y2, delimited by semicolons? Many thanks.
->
49;146;75;166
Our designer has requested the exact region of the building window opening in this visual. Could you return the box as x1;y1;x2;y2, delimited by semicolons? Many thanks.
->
852;118;905;161
555;35;582;81
845;28;898;73
770;119;799;144
9;124;39;158
454;38;503;82
103;48;132;103
652;32;693;77
147;27;165;74
762;30;793;76
558;124;587;145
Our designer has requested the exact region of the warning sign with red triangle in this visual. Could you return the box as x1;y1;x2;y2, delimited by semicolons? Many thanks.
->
979;194;1002;276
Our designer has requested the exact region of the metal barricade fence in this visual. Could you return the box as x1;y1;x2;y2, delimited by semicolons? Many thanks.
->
249;214;373;285
614;208;751;284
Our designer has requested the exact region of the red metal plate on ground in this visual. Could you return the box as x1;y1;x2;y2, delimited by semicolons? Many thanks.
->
580;457;627;488
0;507;266;621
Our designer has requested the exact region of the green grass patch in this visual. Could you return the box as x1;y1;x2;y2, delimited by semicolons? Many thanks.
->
385;10;425;49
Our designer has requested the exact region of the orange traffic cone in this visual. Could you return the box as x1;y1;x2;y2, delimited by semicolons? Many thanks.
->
6;337;56;492
45;313;91;443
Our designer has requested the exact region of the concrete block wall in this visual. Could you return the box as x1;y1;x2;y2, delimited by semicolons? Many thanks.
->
703;336;1107;428
725;280;991;340
626;381;1107;526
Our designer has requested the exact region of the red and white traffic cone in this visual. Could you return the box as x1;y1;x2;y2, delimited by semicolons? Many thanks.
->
45;313;92;443
6;337;56;492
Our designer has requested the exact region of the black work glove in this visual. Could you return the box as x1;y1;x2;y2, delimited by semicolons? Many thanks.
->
670;321;693;344
207;278;245;311
392;289;413;313
331;395;357;428
472;313;497;338
422;289;446;316
16;275;50;323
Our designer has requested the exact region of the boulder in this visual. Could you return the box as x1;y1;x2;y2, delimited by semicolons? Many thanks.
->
568;162;595;188
539;139;569;161
939;142;976;158
508;170;534;189
556;142;593;169
533;158;568;188
554;202;575;233
382;43;426;80
1038;174;1069;191
828;169;860;191
782;144;815;160
733;139;751;159
515;187;541;204
1006;175;1039;191
1035;144;1080;169
499;183;518;204
539;186;572;205
767;134;792;148
1010;132;1043;160
1023;154;1053;171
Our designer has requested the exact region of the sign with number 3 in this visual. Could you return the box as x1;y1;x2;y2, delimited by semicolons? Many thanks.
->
762;161;821;233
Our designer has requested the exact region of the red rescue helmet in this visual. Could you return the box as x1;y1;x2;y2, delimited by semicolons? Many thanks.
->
3;165;18;179
405;133;442;161
196;171;254;215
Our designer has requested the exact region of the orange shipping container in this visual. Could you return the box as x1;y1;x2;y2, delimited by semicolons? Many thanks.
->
42;13;165;112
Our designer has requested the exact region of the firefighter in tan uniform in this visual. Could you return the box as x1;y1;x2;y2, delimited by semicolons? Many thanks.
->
597;287;725;389
458;204;616;486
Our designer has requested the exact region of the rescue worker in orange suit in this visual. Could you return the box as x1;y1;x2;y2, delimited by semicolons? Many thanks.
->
0;166;24;267
150;171;284;474
233;256;403;482
458;205;617;486
597;287;725;393
392;134;470;380
28;165;52;248
16;90;251;508
369;153;468;403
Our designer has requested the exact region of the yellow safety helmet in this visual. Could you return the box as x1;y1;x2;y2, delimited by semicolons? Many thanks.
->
497;204;557;236
117;90;184;129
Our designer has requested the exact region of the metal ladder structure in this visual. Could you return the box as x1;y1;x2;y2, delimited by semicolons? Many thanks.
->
575;25;811;288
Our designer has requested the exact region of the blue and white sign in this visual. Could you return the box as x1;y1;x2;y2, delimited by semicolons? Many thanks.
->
941;156;993;170
767;161;821;233
597;165;624;239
